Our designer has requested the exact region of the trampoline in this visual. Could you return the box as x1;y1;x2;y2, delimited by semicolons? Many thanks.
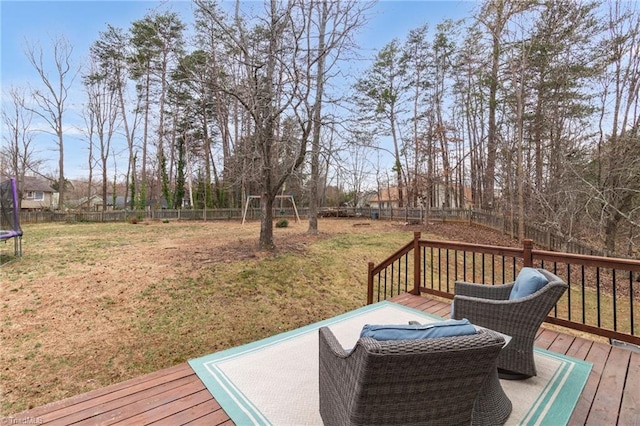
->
0;177;23;257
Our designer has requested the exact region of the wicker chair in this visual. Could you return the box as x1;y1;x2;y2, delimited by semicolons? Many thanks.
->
451;268;568;379
318;326;507;426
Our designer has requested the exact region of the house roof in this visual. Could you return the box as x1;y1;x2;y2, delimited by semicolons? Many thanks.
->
21;176;55;192
67;195;104;209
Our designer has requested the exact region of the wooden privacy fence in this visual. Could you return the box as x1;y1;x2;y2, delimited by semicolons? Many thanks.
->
18;207;605;256
368;232;640;346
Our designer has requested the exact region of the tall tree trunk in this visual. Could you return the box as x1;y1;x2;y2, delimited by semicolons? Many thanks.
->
515;52;526;241
485;25;500;211
308;0;327;235
118;82;134;209
258;0;279;250
390;109;404;208
139;68;151;209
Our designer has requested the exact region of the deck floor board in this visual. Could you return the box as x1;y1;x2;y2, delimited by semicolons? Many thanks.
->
586;346;632;426
618;351;640;425
151;399;222;426
569;341;611;426
6;294;638;425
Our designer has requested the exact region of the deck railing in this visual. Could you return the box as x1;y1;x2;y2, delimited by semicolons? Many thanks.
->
368;232;640;346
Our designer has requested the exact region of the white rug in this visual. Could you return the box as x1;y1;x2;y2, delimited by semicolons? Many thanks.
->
189;301;592;426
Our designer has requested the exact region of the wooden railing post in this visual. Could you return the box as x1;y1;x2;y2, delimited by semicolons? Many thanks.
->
523;239;534;267
367;262;374;304
412;231;421;295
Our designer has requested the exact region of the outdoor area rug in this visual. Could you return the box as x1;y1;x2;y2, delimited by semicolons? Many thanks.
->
189;301;592;426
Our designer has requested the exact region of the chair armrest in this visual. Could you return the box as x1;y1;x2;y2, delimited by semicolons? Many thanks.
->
452;282;567;335
453;295;516;319
319;326;350;358
454;280;513;300
452;295;526;337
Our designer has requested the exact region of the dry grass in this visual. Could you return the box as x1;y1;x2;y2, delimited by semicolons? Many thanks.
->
3;218;634;415
1;218;425;415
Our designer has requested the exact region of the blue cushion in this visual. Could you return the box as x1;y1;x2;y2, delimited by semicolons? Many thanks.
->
360;318;477;341
509;267;549;300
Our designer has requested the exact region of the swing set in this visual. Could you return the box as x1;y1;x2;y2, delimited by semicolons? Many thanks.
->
241;195;301;225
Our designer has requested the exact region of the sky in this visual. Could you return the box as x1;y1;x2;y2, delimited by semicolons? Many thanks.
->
0;0;476;180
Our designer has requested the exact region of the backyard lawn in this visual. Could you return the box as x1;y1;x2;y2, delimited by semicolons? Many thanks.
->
0;218;517;415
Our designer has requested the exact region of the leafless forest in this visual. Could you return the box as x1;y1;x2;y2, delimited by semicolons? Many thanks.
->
2;0;640;252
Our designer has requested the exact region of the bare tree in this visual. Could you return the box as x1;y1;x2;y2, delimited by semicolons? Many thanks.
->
195;0;359;249
342;137;376;208
402;24;430;208
353;39;408;208
1;86;44;206
510;37;527;241
305;0;372;233
475;0;533;210
24;35;78;210
83;58;121;211
594;1;640;253
80;89;98;209
91;25;140;210
307;0;329;234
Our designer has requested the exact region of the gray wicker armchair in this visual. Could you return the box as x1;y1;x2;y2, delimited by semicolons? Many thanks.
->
318;326;507;426
451;268;568;379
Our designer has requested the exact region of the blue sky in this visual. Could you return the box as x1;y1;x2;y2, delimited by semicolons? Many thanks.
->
0;0;475;180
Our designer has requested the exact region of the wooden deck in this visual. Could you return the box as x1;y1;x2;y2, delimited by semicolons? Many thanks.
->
5;294;640;425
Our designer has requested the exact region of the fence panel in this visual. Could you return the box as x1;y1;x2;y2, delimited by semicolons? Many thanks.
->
17;207;614;258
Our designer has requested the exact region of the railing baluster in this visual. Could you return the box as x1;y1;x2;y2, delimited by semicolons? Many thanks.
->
430;247;434;290
630;271;635;336
481;253;486;284
472;252;476;283
582;265;586;325
566;264;571;322
613;269;617;332
512;258;516;281
491;254;495;285
391;262;396;297
438;248;442;291
549;261;556;317
597;268;601;328
446;249;450;293
403;253;407;294
383;268;388;301
463;250;467;282
422;247;427;292
454;249;459;282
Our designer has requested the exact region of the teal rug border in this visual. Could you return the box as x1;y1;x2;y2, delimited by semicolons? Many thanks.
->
189;301;592;426
520;347;592;425
188;301;397;425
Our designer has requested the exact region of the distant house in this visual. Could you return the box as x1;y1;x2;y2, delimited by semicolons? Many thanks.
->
368;186;400;209
68;194;131;211
67;195;104;211
106;195;127;210
422;183;473;209
20;176;57;210
366;184;473;210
